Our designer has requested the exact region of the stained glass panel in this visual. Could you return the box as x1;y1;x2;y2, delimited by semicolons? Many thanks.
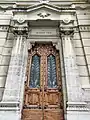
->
47;55;57;88
30;55;40;88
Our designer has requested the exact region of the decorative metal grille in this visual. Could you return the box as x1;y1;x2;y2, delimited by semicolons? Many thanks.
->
30;55;40;88
47;55;57;88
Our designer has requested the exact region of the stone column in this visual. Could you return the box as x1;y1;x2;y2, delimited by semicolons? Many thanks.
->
2;27;28;103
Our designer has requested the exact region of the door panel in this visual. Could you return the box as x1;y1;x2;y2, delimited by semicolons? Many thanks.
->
44;109;64;120
22;43;64;120
44;89;60;107
24;88;41;107
22;109;43;120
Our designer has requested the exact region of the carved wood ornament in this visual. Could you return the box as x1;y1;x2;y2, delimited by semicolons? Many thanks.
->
22;43;64;120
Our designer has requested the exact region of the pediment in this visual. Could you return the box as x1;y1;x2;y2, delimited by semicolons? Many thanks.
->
27;3;60;13
13;3;60;21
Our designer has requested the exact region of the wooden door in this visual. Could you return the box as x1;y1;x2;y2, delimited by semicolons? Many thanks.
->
21;43;64;120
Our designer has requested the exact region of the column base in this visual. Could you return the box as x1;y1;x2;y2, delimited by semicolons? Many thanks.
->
67;102;89;111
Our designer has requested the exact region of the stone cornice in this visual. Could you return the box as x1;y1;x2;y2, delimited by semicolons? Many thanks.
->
0;2;89;11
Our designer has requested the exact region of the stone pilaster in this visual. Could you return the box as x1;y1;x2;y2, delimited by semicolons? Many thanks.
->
2;26;28;103
64;32;82;102
60;26;88;111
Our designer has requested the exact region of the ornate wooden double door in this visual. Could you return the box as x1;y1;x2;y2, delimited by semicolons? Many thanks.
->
22;43;64;120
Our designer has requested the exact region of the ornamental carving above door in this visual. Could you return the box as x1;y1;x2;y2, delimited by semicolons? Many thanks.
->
21;43;64;120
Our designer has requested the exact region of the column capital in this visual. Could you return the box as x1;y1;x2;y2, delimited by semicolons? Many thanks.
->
59;27;74;36
12;26;28;36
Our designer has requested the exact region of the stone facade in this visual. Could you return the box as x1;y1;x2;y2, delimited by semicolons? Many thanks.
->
0;0;90;120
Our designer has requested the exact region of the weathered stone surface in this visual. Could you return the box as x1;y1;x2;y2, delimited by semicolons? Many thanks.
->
0;1;90;120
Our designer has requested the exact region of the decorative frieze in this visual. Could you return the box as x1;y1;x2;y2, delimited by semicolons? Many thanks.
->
79;26;90;32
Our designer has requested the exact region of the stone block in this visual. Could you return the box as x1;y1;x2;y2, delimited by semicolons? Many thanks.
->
2;47;12;56
0;39;6;46
75;48;84;55
73;32;80;40
78;65;88;76
0;20;10;25
7;33;14;40
0;32;7;38
73;40;82;48
80;76;89;85
0;46;2;54
0;66;9;76
81;32;90;39
0;87;4;101
77;14;90;20
0;77;6;87
67;111;90;120
88;65;90;74
0;56;11;65
82;39;90;46
78;20;90;25
77;10;90;15
86;55;90;64
84;47;90;55
0;14;11;19
76;56;86;65
4;40;13;48
0;111;19;120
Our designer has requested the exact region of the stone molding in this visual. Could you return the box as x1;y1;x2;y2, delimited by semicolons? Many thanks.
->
0;101;20;111
0;2;89;10
0;25;9;32
79;26;90;32
67;102;90;111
